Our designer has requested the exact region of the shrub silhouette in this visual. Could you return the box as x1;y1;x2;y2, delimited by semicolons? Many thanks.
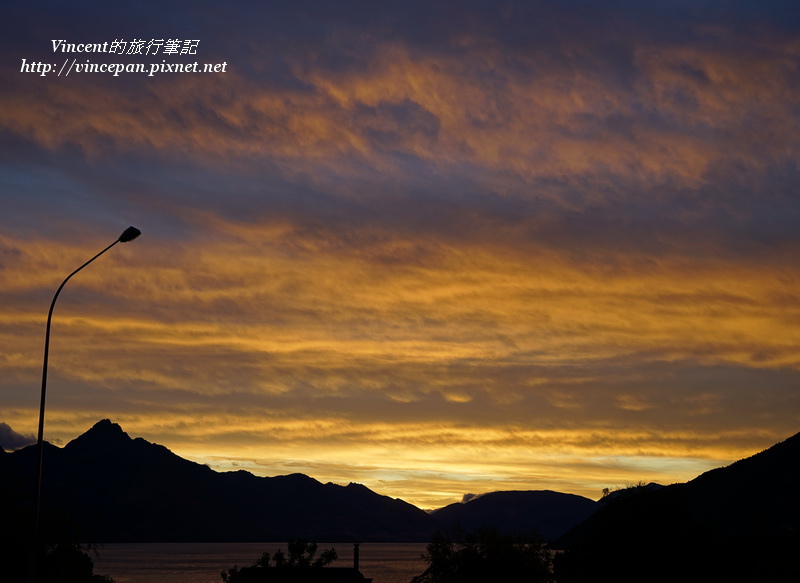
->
0;481;115;583
411;528;551;583
38;543;116;583
221;540;337;582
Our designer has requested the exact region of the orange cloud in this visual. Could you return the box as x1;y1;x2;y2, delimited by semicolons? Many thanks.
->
3;4;800;509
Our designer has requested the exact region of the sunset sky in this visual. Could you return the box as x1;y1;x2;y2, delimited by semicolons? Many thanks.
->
2;0;800;510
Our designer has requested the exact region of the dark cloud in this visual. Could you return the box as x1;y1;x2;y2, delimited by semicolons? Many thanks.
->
0;422;35;451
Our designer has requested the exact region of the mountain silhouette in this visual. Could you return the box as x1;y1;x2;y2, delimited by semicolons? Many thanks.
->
554;430;800;581
1;420;434;542
431;490;598;540
1;420;604;546
6;416;797;575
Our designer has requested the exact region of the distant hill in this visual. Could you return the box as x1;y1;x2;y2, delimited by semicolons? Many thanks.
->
431;490;598;540
0;420;434;543
554;431;800;581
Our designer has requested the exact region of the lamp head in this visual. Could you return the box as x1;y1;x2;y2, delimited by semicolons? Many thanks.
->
118;226;141;243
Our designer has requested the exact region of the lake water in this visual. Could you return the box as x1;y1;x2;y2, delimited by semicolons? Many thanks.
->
92;542;429;583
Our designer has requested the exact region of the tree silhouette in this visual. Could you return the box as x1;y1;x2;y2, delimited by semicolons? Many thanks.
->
38;543;115;583
221;540;338;582
0;477;115;583
411;528;551;583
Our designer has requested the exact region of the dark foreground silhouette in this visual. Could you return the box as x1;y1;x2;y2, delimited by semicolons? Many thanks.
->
411;528;552;583
0;501;114;583
34;543;115;583
221;540;372;583
553;431;800;582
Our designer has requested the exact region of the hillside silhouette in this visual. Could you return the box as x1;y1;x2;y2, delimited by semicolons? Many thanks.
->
2;420;431;542
0;420;601;545
431;491;598;540
554;431;800;581
0;419;596;542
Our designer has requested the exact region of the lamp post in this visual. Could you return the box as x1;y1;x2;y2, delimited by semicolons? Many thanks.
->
28;226;141;583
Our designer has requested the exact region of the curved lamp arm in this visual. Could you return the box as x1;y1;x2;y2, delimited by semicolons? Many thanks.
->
29;226;140;583
37;226;141;451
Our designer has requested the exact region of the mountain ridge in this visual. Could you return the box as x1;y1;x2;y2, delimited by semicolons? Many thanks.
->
1;419;596;543
4;418;797;562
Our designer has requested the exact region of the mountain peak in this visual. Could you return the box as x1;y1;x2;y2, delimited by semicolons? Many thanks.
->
65;419;131;451
2;419;437;543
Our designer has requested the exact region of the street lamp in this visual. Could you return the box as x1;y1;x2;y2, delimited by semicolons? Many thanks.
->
28;226;141;583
